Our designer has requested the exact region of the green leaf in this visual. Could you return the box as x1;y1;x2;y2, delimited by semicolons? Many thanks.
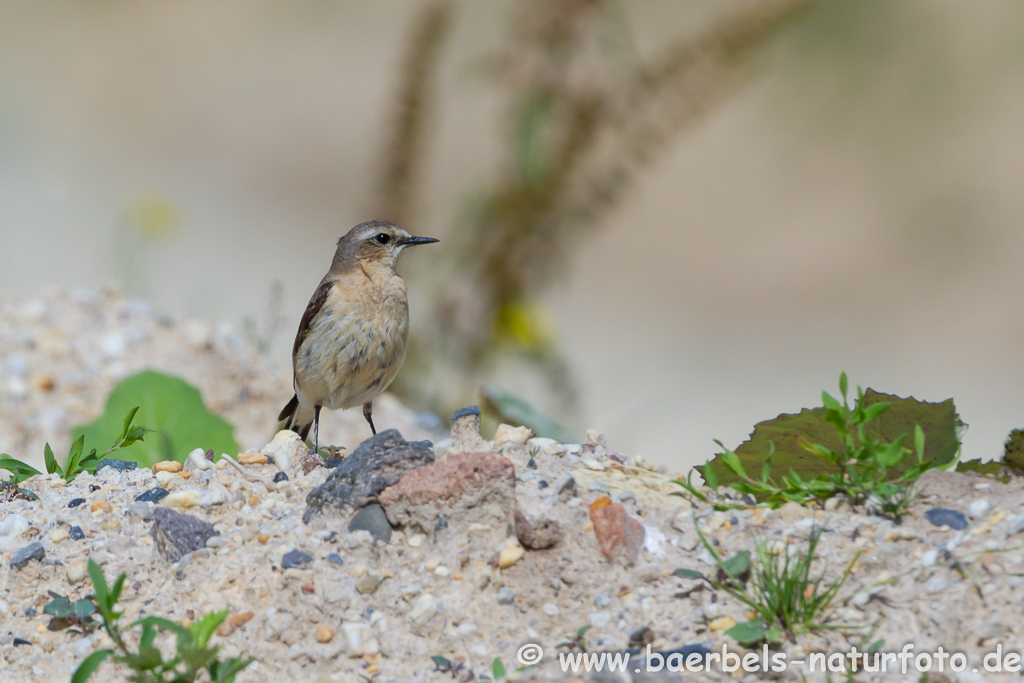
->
73;600;96;619
725;619;766;644
44;443;60;476
44;595;73;618
672;568;703;579
721;551;750;577
705;385;963;489
73;371;238;467
123;645;164;671
703;461;719;490
838;372;848;400
131;615;188;635
492;657;507;680
720;450;746;478
431;655;452;669
87;560;109;612
66;435;86;474
191;609;230;649
576;625;592;637
71;649;111;683
0;455;42;484
867;638;885;654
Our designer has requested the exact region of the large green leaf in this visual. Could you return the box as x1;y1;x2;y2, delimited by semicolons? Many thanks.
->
700;389;964;488
73;370;237;466
480;386;576;443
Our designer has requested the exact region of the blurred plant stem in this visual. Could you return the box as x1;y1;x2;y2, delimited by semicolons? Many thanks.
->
374;0;813;424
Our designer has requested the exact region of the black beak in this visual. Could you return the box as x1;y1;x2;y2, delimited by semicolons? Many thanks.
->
402;235;440;246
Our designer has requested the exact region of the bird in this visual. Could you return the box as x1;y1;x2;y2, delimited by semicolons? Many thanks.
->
278;219;438;453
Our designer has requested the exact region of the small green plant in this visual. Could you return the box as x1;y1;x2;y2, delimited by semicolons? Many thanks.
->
1;407;151;488
679;373;943;518
491;657;506;680
685;522;859;643
555;624;592;652
73;559;251;683
44;590;99;631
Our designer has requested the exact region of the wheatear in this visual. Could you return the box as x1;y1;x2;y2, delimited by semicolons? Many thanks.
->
278;220;438;451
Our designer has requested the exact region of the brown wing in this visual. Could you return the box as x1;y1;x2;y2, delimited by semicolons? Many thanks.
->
292;279;334;358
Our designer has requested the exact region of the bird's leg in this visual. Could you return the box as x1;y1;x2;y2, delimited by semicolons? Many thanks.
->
362;401;377;435
313;405;322;454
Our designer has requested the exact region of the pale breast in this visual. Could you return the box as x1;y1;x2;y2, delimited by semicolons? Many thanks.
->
294;275;409;410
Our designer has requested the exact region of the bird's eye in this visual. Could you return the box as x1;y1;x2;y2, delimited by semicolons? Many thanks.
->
375;233;391;245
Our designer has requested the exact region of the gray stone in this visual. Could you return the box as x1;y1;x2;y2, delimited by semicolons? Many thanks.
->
347;503;393;543
303;429;434;523
96;458;138;473
10;542;44;569
150;507;217;563
496;586;516;604
281;549;313;569
553;473;576;499
924;508;968;530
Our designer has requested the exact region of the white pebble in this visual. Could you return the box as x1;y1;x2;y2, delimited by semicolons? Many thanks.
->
588;612;612;628
968;499;990;519
921;550;939;567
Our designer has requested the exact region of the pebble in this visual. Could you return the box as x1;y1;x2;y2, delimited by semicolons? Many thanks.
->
497;586;516;605
66;557;88;583
527;437;565;456
316;626;334;643
588;481;610;493
163;490;200;508
589;612;612;628
10;542;45;569
926;577;948;594
543;603;560;616
341;622;378;657
709;616;737;631
494;424;532;446
238;452;268;465
356;570;384;594
101;516;120;531
921;549;939;567
95;459;137;473
498;538;525;568
90;500;112;513
48;529;69;544
153;460;183;474
67;498;86;508
348;503;392;543
68;526;85;541
410;594;441;633
968;499;990;519
924;507;968;530
518;471;536;483
594;593;612;609
327;553;344;565
281;549;313;569
273;471;289;483
1008;512;1024;536
135;487;169;503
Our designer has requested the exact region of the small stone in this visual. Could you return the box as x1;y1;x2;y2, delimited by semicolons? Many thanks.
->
340;622;378;657
496;586;516;605
185;448;214;472
262;430;307;473
95;459;137;473
327;553;344;565
282;549;313;569
198;486;229;506
926;577;948;594
409;593;441;635
135;488;169;504
90;500;112;513
515;509;562;550
356;570;384;594
101;516;120;531
67;498;86;508
538;480;548;489
527;458;537;470
128;501;153;516
588;481;610;493
10;542;45;569
164;490;200;508
498;538;525;568
589;497;645;566
48;529;69;544
517;471;536;483
258;534;270;544
62;557;87;583
967;499;990;519
594;593;612;609
153;460;183;473
709;616;737;632
347;503;393;543
273;471;289;483
316;626;334;643
552;473;576;499
542;603;559;616
586;430;607;448
238;452;268;465
582;457;606;471
494;424;532;447
921;549;939;567
1008;512;1024;536
588;612;612;628
924;508;968;530
527;437;564;456
151;507;217;563
216;611;254;637
69;526;85;541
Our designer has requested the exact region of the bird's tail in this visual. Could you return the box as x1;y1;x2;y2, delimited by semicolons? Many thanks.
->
278;394;314;440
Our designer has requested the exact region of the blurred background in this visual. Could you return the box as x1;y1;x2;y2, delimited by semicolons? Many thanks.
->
1;0;1023;470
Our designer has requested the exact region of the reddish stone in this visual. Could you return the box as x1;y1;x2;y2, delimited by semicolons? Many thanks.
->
379;452;516;534
589;499;645;566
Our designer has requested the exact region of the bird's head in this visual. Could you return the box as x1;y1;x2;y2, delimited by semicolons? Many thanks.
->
332;220;439;272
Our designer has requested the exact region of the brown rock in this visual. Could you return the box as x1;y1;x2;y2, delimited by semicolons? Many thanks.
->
379;452;515;535
514;509;562;550
588;496;644;566
216;611;254;637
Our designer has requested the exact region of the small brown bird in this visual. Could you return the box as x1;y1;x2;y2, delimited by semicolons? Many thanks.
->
278;220;438;451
